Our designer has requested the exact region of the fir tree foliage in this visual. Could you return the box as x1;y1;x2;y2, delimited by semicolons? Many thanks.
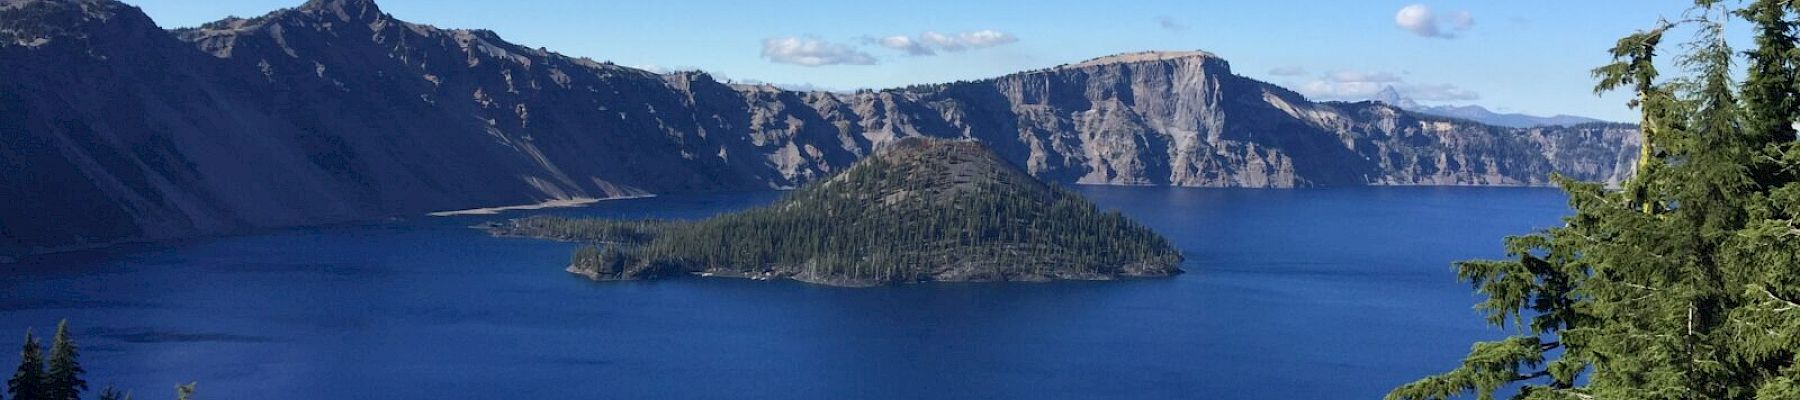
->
6;323;182;400
97;386;130;400
44;321;84;400
1388;1;1800;399
6;331;43;400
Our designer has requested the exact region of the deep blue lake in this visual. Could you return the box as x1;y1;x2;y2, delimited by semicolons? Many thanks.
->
0;186;1569;399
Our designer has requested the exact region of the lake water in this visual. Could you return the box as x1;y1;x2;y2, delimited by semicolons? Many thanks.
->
0;187;1569;399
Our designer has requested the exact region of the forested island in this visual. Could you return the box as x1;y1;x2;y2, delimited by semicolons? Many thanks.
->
490;138;1184;287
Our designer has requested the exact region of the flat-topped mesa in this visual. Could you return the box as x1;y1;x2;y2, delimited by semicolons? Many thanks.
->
1059;50;1229;71
497;138;1185;287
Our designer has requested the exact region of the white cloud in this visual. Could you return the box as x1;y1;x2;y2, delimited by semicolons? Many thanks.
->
1300;80;1391;100
872;30;1018;56
1395;5;1439;37
1403;83;1480;101
1448;10;1475;30
761;36;877;66
735;79;838;92
1328;70;1402;83
1291;69;1479;102
1268;66;1308;77
920;30;1018;52
874;35;935;56
1394;4;1473;39
629;64;709;75
630;64;671;74
1157;16;1188;31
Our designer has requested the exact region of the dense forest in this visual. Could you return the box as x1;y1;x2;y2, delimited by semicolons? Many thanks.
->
6;321;195;400
492;138;1184;287
1388;0;1800;399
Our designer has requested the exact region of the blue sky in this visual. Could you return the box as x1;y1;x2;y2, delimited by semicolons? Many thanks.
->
124;0;1707;122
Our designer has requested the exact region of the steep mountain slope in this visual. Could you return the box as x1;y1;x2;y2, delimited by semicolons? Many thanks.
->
0;0;1639;257
495;138;1184;287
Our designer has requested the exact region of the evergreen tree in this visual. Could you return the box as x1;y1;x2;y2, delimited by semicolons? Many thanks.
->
1388;1;1800;399
43;321;83;400
1738;0;1799;151
7;331;44;400
97;385;129;400
174;382;195;400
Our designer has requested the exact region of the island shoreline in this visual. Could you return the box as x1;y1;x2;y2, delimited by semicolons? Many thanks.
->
428;196;657;217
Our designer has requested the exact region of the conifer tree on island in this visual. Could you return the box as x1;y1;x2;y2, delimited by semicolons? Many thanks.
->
1387;0;1800;399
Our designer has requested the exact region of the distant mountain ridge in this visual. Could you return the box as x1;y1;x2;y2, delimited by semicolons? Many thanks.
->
1374;86;1609;128
0;0;1640;257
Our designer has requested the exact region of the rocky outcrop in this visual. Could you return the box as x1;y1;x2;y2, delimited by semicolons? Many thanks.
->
0;0;1639;257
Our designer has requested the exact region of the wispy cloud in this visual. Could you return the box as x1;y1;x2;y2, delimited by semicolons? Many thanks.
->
628;64;709;74
1328;70;1402;84
1402;83;1480;101
731;77;841;92
923;30;1017;51
1157;16;1188;31
1268;66;1309;77
1394;4;1474;39
870;30;1019;56
766;29;1018;65
874;35;934;56
761;36;878;66
1292;69;1479;102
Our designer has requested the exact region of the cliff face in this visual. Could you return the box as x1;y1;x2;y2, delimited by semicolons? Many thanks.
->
0;0;1639;256
897;53;1640;188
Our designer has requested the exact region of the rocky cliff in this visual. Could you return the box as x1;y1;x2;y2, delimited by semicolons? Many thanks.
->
0;0;1639;257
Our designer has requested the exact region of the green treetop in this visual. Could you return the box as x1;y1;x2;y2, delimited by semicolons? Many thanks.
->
44;321;85;400
1388;1;1800;399
7;331;44;400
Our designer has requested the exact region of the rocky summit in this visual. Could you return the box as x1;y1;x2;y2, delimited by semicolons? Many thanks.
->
0;0;1640;257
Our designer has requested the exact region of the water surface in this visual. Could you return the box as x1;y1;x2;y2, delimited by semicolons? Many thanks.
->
0;187;1568;399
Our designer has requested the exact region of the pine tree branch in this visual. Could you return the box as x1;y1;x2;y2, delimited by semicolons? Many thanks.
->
1762;286;1799;312
1514;370;1553;382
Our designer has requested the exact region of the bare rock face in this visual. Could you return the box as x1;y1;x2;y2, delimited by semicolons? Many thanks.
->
0;1;1638;256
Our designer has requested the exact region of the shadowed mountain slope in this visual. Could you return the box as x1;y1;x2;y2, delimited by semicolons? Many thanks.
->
0;0;1639;257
